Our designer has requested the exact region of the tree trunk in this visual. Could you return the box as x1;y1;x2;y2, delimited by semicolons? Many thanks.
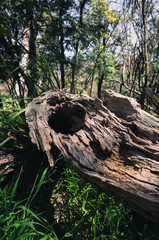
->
144;87;159;109
59;5;65;89
98;73;104;98
140;0;149;108
143;0;149;87
25;89;159;221
120;59;125;94
70;0;86;93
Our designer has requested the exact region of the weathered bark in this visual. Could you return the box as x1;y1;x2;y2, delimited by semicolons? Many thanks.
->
25;89;159;221
0;150;23;179
0;147;47;183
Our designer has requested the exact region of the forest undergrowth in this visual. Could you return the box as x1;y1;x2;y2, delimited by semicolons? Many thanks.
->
0;95;159;240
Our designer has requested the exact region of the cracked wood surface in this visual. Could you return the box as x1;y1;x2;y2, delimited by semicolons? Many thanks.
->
25;89;159;221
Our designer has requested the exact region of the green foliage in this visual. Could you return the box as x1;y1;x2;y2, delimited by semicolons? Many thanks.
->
0;94;30;148
0;0;159;102
51;165;129;239
0;167;58;240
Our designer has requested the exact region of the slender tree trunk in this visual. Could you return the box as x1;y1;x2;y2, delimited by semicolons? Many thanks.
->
127;39;131;89
70;0;86;93
59;6;65;89
71;45;79;93
98;73;104;98
18;27;30;97
143;0;149;87
60;39;65;89
90;47;104;97
140;0;149;108
120;59;125;93
90;62;97;97
141;0;149;88
97;36;106;98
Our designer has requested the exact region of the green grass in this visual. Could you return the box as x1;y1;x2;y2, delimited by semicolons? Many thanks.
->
1;160;159;240
0;167;58;240
51;166;130;240
0;94;30;149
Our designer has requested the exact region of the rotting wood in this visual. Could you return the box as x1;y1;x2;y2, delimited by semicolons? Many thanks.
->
25;89;159;221
0;148;47;183
0;150;22;179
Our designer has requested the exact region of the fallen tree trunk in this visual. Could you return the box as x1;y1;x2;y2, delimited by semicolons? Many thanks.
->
0;148;46;183
25;89;159;221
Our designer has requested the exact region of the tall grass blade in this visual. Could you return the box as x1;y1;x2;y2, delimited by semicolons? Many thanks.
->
0;137;11;148
9;108;26;121
6;168;23;214
40;54;60;88
25;167;48;208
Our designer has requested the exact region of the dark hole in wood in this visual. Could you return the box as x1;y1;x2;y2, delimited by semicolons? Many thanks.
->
90;142;110;160
130;123;139;136
48;103;86;135
123;159;136;167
